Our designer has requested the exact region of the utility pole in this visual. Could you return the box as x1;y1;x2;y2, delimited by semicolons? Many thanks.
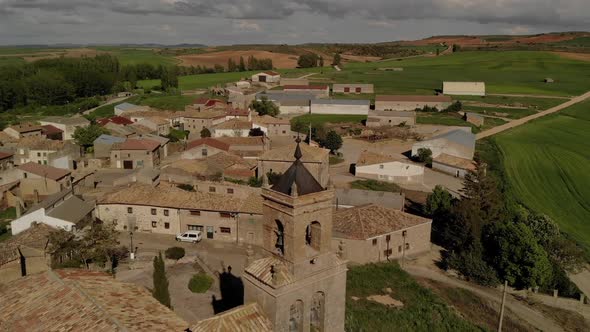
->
498;280;508;332
308;122;312;145
401;230;407;267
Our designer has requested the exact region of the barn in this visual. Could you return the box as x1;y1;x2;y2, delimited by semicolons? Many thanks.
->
333;84;374;94
355;151;424;184
251;71;281;84
283;85;330;97
442;82;486;96
311;99;370;115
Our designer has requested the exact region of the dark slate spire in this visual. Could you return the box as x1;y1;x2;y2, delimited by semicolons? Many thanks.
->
271;137;324;196
294;136;303;160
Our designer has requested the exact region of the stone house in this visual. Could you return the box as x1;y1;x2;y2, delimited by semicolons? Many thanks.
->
251;71;281;84
135;116;171;136
39;116;90;141
256;92;314;115
311;99;370;115
375;95;452;111
332;204;432;264
257;142;330;187
332;83;374;94
443;81;486;96
131;134;170;158
212;119;252;138
0;152;14;171
3;123;44;140
163;151;257;182
354;151;424;184
366;110;417;127
216;136;269;158
225;108;251;122
41;125;64;140
178;110;227;137
93;134;126;159
96;183;263;245
283;84;330;97
17;163;72;202
13;137;81;169
432;153;476;178
96;115;134;127
251;115;292;137
102;122;136;138
182;137;231;160
110;138;161;169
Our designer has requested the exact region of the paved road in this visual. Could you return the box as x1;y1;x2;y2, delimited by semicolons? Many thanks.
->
476;91;590;140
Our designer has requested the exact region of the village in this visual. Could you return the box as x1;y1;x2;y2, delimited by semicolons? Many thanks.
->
0;64;588;332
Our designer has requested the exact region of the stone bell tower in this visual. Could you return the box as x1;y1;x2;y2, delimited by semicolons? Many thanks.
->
243;139;347;332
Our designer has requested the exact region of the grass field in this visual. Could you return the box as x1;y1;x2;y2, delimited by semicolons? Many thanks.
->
492;99;590;251
290;114;366;128
346;262;482;331
350;179;401;193
462;106;537;119
458;95;566;110
87;94;196;119
310;51;590;96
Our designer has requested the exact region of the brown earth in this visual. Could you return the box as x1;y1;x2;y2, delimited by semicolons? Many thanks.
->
553;52;590;62
407;36;488;46
514;34;578;44
176;50;299;68
18;48;107;62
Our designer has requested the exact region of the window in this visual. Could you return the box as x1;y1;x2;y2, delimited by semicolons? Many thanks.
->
202;148;208;157
226;188;234;194
188;224;203;231
164;222;170;229
282;130;286;134
355;87;362;93
372;238;378;246
37;152;41;157
43;152;47;157
24;173;28;179
43;160;47;165
190;210;201;216
389;120;392;123
344;87;350;93
114;154;118;158
379;164;384;169
152;221;157;228
386;234;391;242
164;209;169;216
127;207;133;214
384;248;393;256
220;227;231;234
220;212;231;218
38;160;42;164
209;186;216;193
405;243;410;250
398;245;402;253
127;154;131;157
151;208;157;215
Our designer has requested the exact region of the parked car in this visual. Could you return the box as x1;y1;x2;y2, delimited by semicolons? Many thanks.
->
176;230;202;243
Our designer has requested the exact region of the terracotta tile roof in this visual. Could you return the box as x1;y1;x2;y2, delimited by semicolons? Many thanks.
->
214;119;252;130
0;269;189;331
168;152;256;180
98;183;262;214
333;204;431;240
41;116;90;126
17;136;65;150
433;153;476;170
111;138;160;151
252;115;290;125
376;95;452;102
193;97;209;105
144;116;170;126
0;223;53;266
96;116;134;126
205;99;226;107
182;110;227;119
283;85;328;90
187;137;230;151
192;302;273;332
226;108;250;116
18;162;71;181
0;151;13;159
259;143;329;163
245;257;294;288
217;136;266;147
356;150;399;167
0;132;17;143
6;123;43;133
41;124;63;136
263;71;280;76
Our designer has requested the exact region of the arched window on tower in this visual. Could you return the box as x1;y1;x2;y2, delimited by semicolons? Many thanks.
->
305;221;321;252
289;299;303;332
274;219;285;256
310;292;325;331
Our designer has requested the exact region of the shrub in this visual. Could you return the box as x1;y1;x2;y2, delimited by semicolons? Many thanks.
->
188;273;213;293
165;247;185;260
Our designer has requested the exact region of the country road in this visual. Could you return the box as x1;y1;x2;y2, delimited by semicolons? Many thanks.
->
82;95;130;116
476;90;590;140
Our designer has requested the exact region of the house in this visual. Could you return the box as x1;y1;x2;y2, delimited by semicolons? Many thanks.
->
212;119;252;138
464;112;485;127
164;152;257;182
96;183;263;244
179;110;227;137
225;108;251;121
355;151;424;184
39;116;90;140
0;223;53;284
311;99;370;115
114;102;149;116
217;136;268;158
256;92;314;115
135;116;170;136
332;204;432;264
251;115;292;137
0;269;190;331
432;153;476;178
13;137;80;169
182;137;230;160
251;71;281;84
411;128;475;160
333;83;374;94
17;163;72;202
3;123;43;140
96;115;134;126
10;189;94;235
41;125;64;140
335;188;405;210
192;303;272;332
443;81;486;96
110;138;161;169
257;142;329;187
375;95;452;111
93;134;126;159
0;151;14;171
283;85;330;97
367;110;416;127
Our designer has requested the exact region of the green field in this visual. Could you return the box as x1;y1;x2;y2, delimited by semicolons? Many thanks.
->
458;95;565;110
493;99;590;250
462;106;537;119
290;114;366;128
87;94;197;119
310;51;590;96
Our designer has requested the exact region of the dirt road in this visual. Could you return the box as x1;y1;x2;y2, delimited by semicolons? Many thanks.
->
476;91;590;140
82;95;130;115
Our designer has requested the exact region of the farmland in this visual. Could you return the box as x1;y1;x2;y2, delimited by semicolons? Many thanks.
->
490;99;590;251
87;94;197;119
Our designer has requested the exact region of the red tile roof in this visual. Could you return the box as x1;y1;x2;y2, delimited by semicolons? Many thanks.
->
0;151;13;160
41;124;63;136
97;116;134;126
193;97;209;105
283;85;328;90
186;137;231;151
205;99;226;107
112;138;160;151
226;108;250;116
263;71;280;76
18;162;71;181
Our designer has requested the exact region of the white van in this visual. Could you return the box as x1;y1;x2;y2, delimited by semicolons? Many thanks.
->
175;230;202;243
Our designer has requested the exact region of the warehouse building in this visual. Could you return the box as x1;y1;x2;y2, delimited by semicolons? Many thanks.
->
311;99;370;115
443;81;486;96
333;83;374;94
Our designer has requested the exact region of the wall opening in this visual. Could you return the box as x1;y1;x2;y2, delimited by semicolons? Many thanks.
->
305;221;321;251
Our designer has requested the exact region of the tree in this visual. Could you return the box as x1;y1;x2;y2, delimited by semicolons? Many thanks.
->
545;236;586;272
332;53;342;66
250;96;279;117
227;58;237;72
319;56;324;67
523;213;559;247
292;119;306;134
248;127;265;137
416;148;432;165
73;125;109;150
482;222;553;289
266;171;283;185
444;101;462;113
297;53;319;68
424;185;453;217
452;44;461;52
238;56;246;72
323;130;343;154
200;127;211;138
152;252;172;308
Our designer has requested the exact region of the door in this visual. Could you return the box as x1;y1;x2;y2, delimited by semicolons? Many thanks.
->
259;75;267;82
206;226;214;239
123;160;133;169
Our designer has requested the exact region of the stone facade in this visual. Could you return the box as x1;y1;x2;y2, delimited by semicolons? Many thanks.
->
366;110;417;127
110;148;160;169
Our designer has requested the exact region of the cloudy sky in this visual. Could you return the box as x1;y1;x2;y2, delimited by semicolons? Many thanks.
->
0;0;589;45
